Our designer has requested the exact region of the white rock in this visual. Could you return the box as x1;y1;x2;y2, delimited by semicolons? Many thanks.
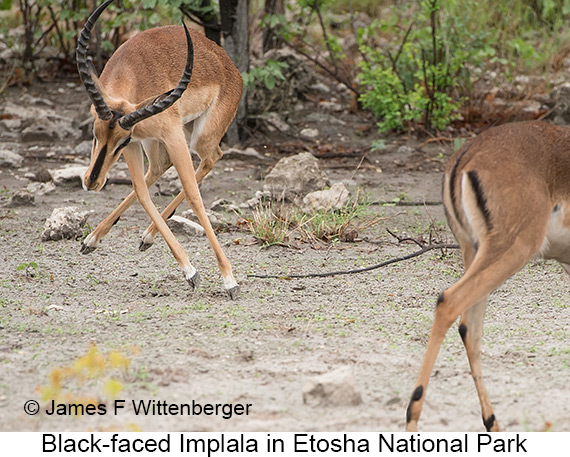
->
50;166;88;186
263;112;290;132
302;182;350;212
300;128;319;139
303;366;363;407
41;207;90;241
0;149;24;168
166;215;206;237
264;152;327;201
156;168;182;195
26;181;56;196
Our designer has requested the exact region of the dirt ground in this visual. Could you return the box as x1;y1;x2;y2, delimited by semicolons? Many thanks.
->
0;81;569;433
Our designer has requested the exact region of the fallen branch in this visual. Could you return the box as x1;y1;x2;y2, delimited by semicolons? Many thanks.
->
246;240;459;280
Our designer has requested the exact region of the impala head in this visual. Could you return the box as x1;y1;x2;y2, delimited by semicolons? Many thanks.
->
76;0;194;191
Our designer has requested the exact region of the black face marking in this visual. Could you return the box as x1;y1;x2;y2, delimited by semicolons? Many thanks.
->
89;144;107;185
406;386;424;423
437;292;445;307
483;414;496;432
458;323;467;342
466;170;493;230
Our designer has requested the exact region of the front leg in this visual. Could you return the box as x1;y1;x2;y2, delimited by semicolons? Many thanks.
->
122;143;200;290
82;139;172;254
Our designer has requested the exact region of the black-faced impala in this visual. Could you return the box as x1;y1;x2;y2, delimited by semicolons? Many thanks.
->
76;0;242;298
407;120;570;431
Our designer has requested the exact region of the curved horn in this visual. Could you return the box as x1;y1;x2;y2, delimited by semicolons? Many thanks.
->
76;0;114;120
119;23;194;130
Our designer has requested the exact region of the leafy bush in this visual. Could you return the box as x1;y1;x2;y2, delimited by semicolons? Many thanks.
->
357;0;495;132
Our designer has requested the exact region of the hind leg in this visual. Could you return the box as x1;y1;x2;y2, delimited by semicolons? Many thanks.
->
405;235;542;431
139;124;224;250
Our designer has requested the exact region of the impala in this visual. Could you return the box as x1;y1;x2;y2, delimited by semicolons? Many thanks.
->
406;120;570;431
76;0;242;298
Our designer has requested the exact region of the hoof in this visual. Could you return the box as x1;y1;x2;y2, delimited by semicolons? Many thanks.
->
185;270;201;291
80;243;97;255
226;285;240;300
139;239;153;251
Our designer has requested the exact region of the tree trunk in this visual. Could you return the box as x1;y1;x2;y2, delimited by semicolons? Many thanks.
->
262;0;284;53
220;0;249;145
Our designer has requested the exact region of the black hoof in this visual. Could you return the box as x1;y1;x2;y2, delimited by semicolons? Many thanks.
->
226;285;240;300
139;239;153;251
80;243;96;255
186;271;201;291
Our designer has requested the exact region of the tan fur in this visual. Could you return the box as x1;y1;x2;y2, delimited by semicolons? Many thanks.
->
80;23;242;298
407;121;570;431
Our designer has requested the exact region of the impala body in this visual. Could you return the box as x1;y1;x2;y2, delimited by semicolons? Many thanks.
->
406;120;570;431
77;0;242;298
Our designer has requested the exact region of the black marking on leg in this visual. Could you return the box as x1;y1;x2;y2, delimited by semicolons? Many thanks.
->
474;241;479;254
466;170;493;230
166;208;176;220
406;386;424;423
458;323;467;342
112;216;121;226
553;204;560;213
483;414;496;432
436;292;445;307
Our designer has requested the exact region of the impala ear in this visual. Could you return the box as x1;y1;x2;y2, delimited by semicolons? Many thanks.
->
88;61;111;103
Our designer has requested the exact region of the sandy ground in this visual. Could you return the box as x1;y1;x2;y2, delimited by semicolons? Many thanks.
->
0;82;569;433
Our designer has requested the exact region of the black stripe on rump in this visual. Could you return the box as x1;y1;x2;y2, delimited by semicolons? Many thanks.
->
466;170;493;230
89;144;107;184
448;142;472;230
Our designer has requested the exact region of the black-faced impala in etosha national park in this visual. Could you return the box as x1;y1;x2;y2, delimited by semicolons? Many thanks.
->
76;0;242;299
406;120;570;432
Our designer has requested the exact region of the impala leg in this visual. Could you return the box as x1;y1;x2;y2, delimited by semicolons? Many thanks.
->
81;140;171;253
165;129;238;299
405;241;536;431
122;144;200;290
139;142;223;250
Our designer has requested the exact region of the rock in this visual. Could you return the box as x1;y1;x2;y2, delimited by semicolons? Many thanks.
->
263;152;327;201
0;149;24;168
181;209;225;229
41;207;90;241
396;145;416;155
549;82;570;124
224;147;268;161
20;116;77;142
302;182;350;212
303;366;363;407
74;140;93;156
50;166;88;186
210;198;239;212
30;167;53;183
156;168;182;196
300;128;319;139
166;215;206;237
240;190;272;209
263;112;290;132
26;181;56;196
8;190;35;207
309;82;331;93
